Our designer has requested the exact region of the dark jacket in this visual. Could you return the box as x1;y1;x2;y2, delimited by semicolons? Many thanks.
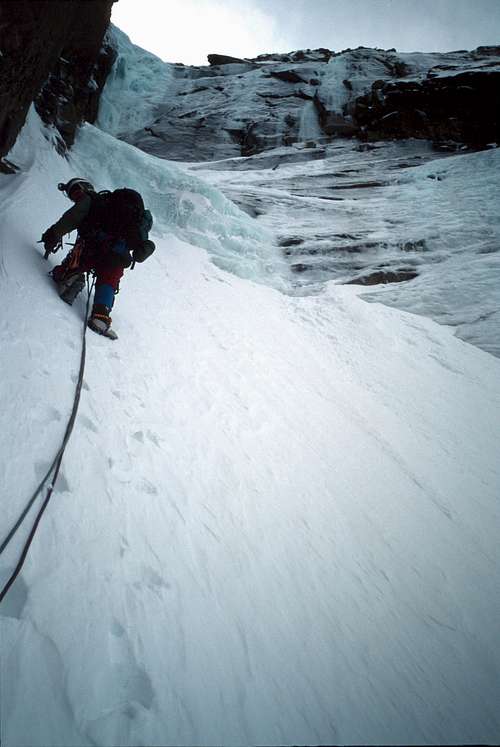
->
46;193;155;261
50;194;93;239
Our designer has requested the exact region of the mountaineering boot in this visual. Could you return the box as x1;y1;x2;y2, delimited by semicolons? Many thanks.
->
57;273;85;305
88;304;118;340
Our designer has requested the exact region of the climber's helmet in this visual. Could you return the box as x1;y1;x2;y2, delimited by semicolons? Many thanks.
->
58;178;95;202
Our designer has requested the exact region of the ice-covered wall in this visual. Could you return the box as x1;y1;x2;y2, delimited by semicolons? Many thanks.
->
70;121;286;288
97;29;500;163
96;27;175;139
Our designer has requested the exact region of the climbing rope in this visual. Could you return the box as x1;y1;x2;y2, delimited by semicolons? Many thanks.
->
0;275;96;604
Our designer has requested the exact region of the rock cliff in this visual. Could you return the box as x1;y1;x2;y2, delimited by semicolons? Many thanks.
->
352;47;500;146
102;31;500;163
0;0;115;170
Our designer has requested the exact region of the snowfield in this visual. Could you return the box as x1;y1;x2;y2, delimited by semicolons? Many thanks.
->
1;96;500;747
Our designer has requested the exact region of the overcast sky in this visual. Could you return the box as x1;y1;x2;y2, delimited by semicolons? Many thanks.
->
111;0;500;65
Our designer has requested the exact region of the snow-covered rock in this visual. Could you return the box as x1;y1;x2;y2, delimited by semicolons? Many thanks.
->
100;28;500;163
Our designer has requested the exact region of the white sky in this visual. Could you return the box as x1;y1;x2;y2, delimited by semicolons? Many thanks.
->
111;0;500;65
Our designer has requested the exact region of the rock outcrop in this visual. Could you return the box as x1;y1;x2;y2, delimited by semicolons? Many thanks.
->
0;0;115;166
207;54;255;67
352;61;500;146
105;37;500;164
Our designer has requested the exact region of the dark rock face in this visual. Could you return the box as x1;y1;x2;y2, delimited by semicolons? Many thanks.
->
352;68;500;146
36;34;117;152
207;54;255;67
314;93;358;137
0;0;114;162
344;269;419;285
269;69;309;84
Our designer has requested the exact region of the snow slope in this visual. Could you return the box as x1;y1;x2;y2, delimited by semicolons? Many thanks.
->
1;112;500;745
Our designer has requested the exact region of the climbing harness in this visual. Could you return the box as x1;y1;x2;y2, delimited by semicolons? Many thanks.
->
0;275;96;604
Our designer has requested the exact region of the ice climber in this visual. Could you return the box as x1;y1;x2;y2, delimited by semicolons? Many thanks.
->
41;178;155;337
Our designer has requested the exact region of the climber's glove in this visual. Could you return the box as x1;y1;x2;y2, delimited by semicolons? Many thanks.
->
41;227;60;254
